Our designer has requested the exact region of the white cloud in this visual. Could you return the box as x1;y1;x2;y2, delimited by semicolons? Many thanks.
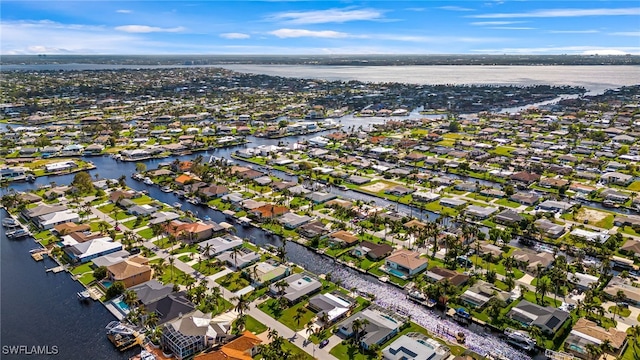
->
268;8;384;24
470;7;640;18
471;21;525;26
116;9;132;14
220;32;250;39
488;27;535;30
439;6;474;12
549;30;599;34
609;31;640;36
269;28;349;38
115;25;185;33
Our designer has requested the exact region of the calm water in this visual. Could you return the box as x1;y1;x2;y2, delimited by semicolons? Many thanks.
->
0;211;138;360
1;63;638;93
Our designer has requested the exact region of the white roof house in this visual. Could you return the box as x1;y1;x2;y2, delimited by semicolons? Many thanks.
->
570;228;610;244
198;236;243;257
66;237;123;263
45;161;77;172
37;210;80;229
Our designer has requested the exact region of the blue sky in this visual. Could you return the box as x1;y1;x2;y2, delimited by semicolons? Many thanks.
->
1;1;639;55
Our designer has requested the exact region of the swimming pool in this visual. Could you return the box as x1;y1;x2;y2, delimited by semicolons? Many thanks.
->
100;280;113;289
113;297;130;314
388;268;407;279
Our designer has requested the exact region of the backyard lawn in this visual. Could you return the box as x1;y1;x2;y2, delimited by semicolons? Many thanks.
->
216;272;250;292
136;228;155;239
258;298;316;331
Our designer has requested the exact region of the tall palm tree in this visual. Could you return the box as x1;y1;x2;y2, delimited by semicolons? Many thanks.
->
122;290;138;307
145;311;159;329
235;314;246;334
294;307;306;326
274;279;289;298
231;293;250;316
168;256;175;282
351;318;369;348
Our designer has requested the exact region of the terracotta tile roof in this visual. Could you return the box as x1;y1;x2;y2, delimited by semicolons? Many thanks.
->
53;222;90;235
107;259;152;281
194;331;261;360
571;318;627;349
175;174;193;184
330;230;359;244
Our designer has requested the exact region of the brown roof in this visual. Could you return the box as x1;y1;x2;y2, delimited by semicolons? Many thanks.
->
386;249;428;270
428;267;469;286
195;331;262;360
252;204;288;218
107;259;152;281
620;239;640;255
404;219;426;229
510;171;541;183
53;222;90;235
571;318;627;349
330;230;359;245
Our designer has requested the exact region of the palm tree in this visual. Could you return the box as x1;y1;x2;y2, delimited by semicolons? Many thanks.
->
122;290;138;307
145;311;159;329
274;279;289;298
585;343;603;360
294;307;306;326
235;314;246;334
351;318;369;348
231;293;250;316
535;276;551;305
599;338;613;356
168;256;175;282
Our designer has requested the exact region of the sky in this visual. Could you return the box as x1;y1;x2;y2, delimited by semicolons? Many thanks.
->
1;1;639;55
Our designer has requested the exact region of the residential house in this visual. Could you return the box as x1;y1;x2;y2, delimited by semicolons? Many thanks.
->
535;219;566;238
382;333;450;360
168;221;215;242
538;200;573;213
327;230;359;247
564;318;627;359
460;280;511;308
199;185;229;199
250;204;289;221
245;261;290;287
620;239;640;258
510;172;541;187
65;237;123;263
21;203;67;221
494;209;524;225
193;331;262;360
216;248;260;270
601;172;633;186
338;305;406;350
130;280;174;306
424;267;469;286
569;273;599;291
570;228;610;244
269;273;322;304
603;276;640;305
198;236;243;257
510;192;541;206
440;198;467;209
35;210;80;229
106;256;153;288
162;310;222;360
464;205;498;220
539;178;570;189
305;191;337;204
278;213;312;229
512;249;555;273
298;221;328;238
307;292;354;325
147;291;196;325
382;250;428;279
508;300;570;335
352;241;394;261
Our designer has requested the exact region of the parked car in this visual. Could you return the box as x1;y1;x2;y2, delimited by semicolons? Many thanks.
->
319;339;329;348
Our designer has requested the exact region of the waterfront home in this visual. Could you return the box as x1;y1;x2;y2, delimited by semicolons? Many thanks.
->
162;310;222;360
620;239;640;258
601;188;630;203
21;203;67;221
538;200;573;213
570;228;610;244
307;292;354;325
298;220;328;238
269;273;322;304
45;160;78;173
507;300;570;335
109;190;135;203
198;236;243;257
305;191;337;204
194;331;262;360
216;248;260;270
348;175;372;185
480;188;505;198
382;333;450;360
65;237;123;263
600;172;633;186
36;210;79;229
534;219;566;238
460;280;511;308
175;174;195;188
464;205;498;220
352;241;394;261
510;192;541;206
539;177;570;189
494;209;524;225
440;198;467;209
91;250;132;268
127;204;157;216
168;221;215;242
52;222;90;235
424;267;469;286
130;280;174;306
148;211;181;225
512;249;555;273
327;230;359;247
245;261;290;287
106;255;153;288
250;204;289;220
338;305;406;350
564;318;627;359
199;185;229;199
147;291;196;325
382;250;428;279
510;172;541;187
412;191;440;202
278;213;312;229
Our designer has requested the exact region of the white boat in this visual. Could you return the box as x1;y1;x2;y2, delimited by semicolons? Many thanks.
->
161;186;172;192
77;290;91;301
2;218;19;228
6;228;30;239
140;350;156;360
504;328;535;351
172;202;182;209
143;178;154;185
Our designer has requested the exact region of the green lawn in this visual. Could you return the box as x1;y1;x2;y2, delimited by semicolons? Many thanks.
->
136;228;155;239
192;259;224;276
258;298;316;331
170;244;199;255
159;265;194;286
522;291;562;308
494;198;522;208
123;218;148;229
627;181;640;191
153;237;173;249
71;262;94;275
423;200;459;217
216;272;250;292
132;195;154;205
79;273;96;285
593;214;615;229
236;315;268;334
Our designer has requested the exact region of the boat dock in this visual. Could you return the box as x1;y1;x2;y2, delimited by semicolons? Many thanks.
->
31;249;49;261
46;265;65;273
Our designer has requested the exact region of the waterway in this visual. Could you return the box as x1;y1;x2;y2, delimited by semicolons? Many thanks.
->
0;210;139;360
4;134;535;359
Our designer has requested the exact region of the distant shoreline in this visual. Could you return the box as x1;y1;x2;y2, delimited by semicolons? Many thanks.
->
2;54;640;66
